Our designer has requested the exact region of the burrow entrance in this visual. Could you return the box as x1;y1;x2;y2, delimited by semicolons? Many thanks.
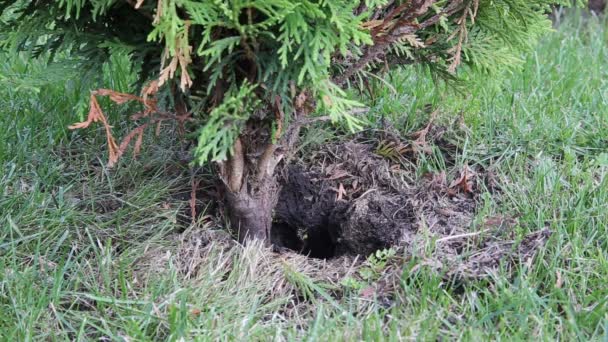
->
269;142;418;259
266;135;489;260
271;221;339;259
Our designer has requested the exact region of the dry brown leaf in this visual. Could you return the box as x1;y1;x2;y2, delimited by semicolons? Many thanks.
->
401;34;425;48
69;87;165;167
158;49;193;92
361;19;384;30
333;183;347;201
96;88;158;115
295;91;307;110
410;110;438;154
141;80;160;111
69;93;120;167
424;36;438;46
117;127;140;159
447;2;477;73
178;55;193;91
130;111;148;121
449;164;476;194
157;21;193;92
68;121;94;130
158;54;178;87
106;128;120;167
68;93;104;130
433;171;447;185
116;123;150;163
175;98;192;136
133;130;144;157
327;168;350;181
97;88;142;105
153;0;162;24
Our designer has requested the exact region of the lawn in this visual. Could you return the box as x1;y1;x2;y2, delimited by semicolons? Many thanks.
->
1;12;607;341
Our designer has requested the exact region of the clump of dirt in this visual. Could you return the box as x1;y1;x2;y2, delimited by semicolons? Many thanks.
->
273;141;414;258
272;134;477;259
589;0;606;14
339;190;412;256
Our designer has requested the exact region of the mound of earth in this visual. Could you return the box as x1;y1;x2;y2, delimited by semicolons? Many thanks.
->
271;135;482;260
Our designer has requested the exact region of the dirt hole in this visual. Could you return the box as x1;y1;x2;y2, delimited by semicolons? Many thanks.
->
271;221;339;259
268;128;492;261
271;140;420;259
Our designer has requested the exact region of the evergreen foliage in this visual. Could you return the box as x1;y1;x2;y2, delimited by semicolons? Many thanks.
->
0;0;578;165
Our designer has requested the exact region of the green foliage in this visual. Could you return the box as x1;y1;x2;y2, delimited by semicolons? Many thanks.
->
195;81;259;163
0;0;152;65
0;0;579;165
342;248;397;291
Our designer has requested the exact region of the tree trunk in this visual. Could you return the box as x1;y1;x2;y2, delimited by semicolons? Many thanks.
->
219;136;284;244
225;178;279;243
220;96;308;244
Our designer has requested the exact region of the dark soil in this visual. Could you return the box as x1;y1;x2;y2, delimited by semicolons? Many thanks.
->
589;0;606;13
272;142;414;258
270;124;483;260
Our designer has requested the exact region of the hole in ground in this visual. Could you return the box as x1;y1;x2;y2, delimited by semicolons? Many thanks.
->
271;221;339;259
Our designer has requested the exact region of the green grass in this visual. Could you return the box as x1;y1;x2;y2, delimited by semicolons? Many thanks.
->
2;13;608;341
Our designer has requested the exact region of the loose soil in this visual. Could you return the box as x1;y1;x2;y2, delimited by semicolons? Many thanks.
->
271;126;483;260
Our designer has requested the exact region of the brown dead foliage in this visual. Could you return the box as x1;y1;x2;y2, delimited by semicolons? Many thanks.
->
69;84;192;167
69;91;121;165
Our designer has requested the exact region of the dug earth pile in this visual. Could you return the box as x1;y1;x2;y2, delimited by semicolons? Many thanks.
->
267;131;551;279
272;128;488;262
